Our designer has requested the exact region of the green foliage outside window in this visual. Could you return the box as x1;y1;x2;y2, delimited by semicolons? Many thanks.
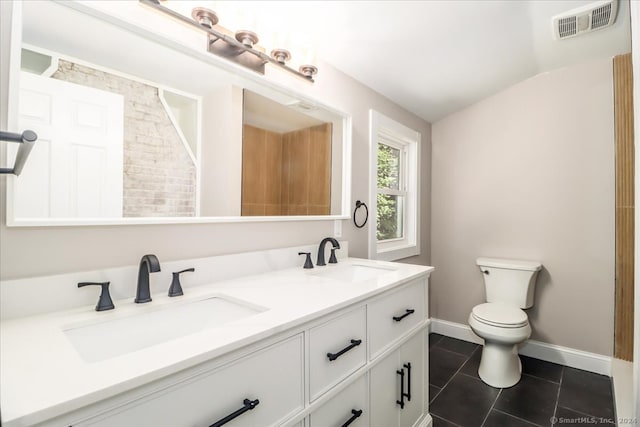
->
377;143;402;241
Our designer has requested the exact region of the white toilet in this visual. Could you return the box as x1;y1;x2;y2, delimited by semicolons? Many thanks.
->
468;257;542;388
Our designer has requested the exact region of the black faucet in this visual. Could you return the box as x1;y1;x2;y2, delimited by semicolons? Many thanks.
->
317;237;340;266
135;254;161;303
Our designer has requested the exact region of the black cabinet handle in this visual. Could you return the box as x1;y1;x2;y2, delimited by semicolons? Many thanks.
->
340;409;363;427
396;368;405;408
209;398;259;427
403;362;412;401
327;339;362;361
393;309;415;322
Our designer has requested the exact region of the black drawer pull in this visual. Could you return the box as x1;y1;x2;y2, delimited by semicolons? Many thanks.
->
403;362;412;401
327;339;362;361
341;409;363;427
209;398;259;427
393;309;415;322
396;368;405;409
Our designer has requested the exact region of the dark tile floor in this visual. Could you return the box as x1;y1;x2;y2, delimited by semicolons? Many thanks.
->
428;334;616;427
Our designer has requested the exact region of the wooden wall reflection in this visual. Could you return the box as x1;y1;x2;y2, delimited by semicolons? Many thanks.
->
242;123;332;216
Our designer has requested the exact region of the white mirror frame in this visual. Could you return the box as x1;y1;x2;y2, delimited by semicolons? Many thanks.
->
5;1;352;227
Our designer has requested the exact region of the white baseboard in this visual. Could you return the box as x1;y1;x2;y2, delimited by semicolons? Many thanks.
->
429;318;612;376
418;414;433;427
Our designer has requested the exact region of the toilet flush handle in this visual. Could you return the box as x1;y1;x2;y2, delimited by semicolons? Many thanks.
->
482;270;490;275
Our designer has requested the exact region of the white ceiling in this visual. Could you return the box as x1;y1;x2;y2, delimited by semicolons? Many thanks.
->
209;0;632;123
24;1;633;124
244;90;325;133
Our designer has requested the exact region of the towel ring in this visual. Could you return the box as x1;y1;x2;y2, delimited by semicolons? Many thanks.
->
353;200;368;228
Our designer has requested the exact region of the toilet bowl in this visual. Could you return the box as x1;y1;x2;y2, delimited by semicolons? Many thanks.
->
468;302;531;388
469;257;542;388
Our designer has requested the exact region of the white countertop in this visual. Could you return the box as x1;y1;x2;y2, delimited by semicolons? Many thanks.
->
1;258;433;426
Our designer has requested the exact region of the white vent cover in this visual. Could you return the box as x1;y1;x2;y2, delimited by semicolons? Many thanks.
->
552;0;618;40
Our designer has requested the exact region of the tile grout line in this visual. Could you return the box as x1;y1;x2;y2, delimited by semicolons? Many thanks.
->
429;344;479;422
429;385;443;404
555;404;616;422
492;408;546;427
551;366;565;426
521;372;562;386
431;413;464;427
480;388;502;427
430;335;444;348
431;334;479;355
432;344;479;359
458;371;481;380
430;345;477;391
449;346;482;382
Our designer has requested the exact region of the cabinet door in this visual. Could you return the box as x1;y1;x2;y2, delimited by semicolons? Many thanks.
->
399;332;424;427
369;347;401;427
310;375;368;427
369;331;425;427
82;335;303;427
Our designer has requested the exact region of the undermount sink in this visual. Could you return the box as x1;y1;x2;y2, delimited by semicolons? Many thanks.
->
313;264;397;283
64;296;266;362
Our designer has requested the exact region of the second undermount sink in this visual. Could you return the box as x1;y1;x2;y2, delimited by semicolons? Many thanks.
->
313;264;397;283
64;296;266;363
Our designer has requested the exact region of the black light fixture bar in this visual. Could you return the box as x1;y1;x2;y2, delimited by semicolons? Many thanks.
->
139;0;315;82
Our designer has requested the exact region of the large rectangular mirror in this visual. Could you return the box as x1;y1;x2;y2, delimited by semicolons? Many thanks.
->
6;1;350;226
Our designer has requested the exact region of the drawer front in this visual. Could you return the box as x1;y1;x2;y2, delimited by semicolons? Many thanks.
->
309;375;368;427
83;335;303;427
368;279;425;359
309;306;366;401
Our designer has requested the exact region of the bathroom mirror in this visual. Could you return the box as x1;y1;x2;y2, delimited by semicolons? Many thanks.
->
6;0;350;226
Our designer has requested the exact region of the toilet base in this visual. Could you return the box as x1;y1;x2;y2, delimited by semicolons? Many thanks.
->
478;341;522;388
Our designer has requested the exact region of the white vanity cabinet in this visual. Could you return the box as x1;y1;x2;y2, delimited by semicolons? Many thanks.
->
78;335;304;427
19;266;432;427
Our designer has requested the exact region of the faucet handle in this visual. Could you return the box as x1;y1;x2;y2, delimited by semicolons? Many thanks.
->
78;281;115;311
298;252;314;269
329;248;339;264
169;268;195;297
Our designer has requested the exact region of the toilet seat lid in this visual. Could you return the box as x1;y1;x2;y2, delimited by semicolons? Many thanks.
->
472;303;528;328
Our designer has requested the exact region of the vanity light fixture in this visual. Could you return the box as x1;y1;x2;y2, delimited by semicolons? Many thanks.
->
271;48;291;65
299;65;318;79
235;30;259;48
191;7;218;29
139;0;318;82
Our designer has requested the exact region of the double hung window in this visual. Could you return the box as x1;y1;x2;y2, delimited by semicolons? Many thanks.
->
370;111;420;261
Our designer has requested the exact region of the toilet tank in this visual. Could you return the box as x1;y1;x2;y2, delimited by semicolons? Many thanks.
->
476;257;542;308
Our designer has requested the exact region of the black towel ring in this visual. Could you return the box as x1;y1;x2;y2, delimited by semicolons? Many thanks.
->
353;200;368;228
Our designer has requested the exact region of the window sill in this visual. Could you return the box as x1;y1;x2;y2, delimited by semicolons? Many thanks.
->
376;243;419;262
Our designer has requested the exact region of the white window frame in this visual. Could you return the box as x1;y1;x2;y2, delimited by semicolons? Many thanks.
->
369;110;420;261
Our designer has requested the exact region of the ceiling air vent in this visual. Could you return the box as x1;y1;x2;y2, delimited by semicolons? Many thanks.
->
552;0;618;40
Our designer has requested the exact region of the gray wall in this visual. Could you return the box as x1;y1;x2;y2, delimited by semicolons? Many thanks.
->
431;58;615;356
0;7;431;279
